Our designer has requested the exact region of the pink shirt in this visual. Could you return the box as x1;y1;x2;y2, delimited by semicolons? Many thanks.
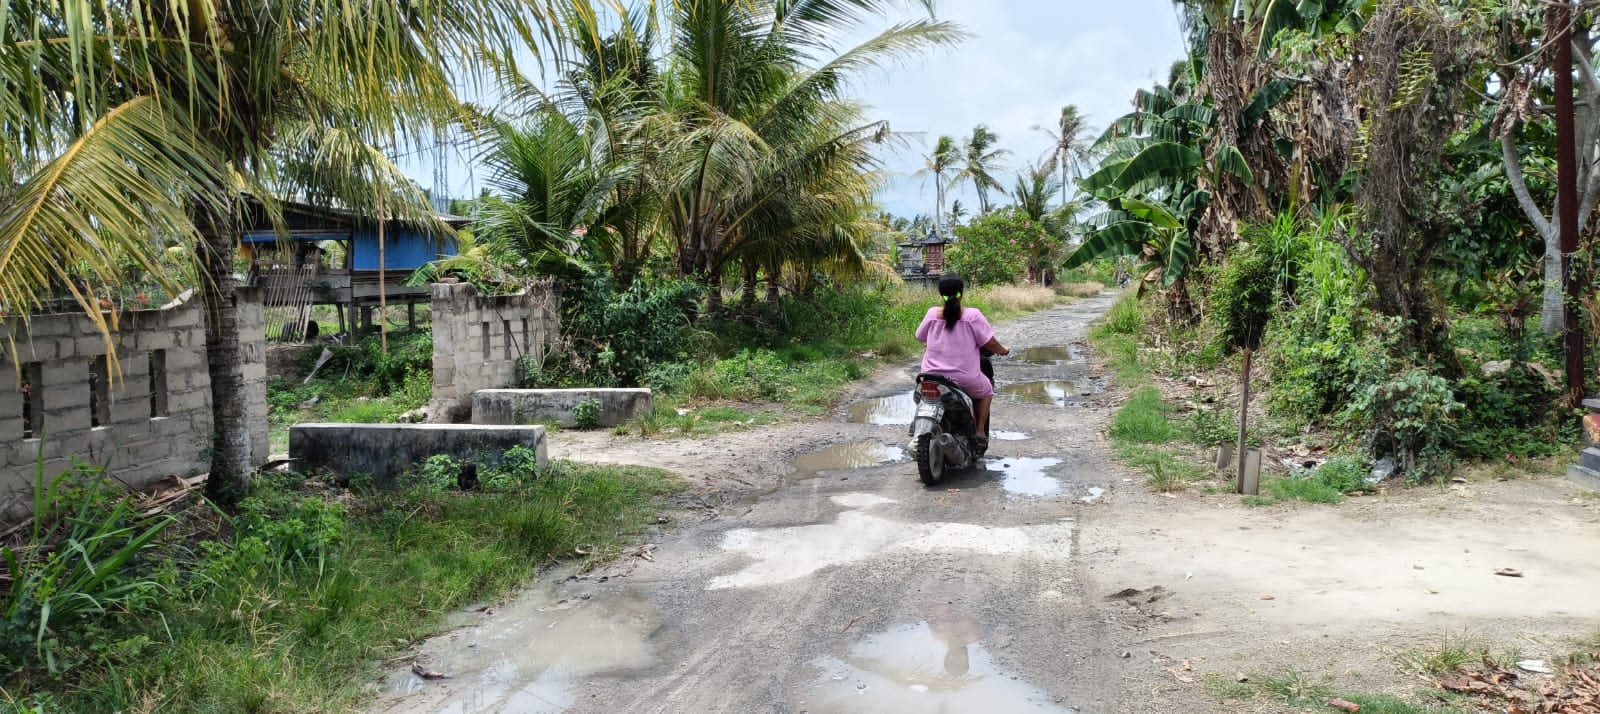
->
915;306;996;399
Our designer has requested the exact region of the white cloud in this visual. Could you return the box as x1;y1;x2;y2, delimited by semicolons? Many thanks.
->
403;1;1189;218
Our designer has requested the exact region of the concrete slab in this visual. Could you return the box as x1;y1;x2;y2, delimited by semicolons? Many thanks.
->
473;389;652;429
289;423;548;484
1569;464;1600;492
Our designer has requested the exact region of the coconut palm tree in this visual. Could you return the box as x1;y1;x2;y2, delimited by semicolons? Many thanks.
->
2;0;541;502
960;124;1009;214
646;0;958;309
919;135;962;233
1036;105;1095;205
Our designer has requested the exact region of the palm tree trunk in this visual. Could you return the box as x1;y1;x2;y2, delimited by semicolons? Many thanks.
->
740;261;757;310
766;262;782;303
1061;153;1069;206
199;207;252;505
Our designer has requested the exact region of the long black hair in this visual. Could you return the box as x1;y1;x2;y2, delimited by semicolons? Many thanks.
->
938;274;965;331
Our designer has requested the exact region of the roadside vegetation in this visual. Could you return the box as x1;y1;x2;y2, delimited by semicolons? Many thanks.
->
0;456;678;711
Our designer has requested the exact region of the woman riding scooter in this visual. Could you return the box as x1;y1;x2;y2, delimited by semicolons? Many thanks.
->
914;274;1010;452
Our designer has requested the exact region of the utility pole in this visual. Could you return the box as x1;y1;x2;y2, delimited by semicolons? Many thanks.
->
1557;0;1585;408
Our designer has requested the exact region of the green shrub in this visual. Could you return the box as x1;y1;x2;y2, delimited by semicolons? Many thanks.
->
1453;364;1562;459
559;276;700;387
481;445;542;491
413;454;463;493
1209;243;1278;351
1110;387;1175;444
947;209;1045;285
572;398;602;430
1315;455;1371;494
1342;369;1463;481
1185;407;1235;447
1264;293;1397;430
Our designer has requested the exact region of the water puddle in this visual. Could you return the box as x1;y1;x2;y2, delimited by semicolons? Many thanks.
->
377;585;658;713
986;457;1065;497
1079;486;1107;504
996;381;1098;407
792;441;906;481
806;616;1075;713
1011;345;1083;366
990;431;1030;442
710;494;1072;590
847;393;917;425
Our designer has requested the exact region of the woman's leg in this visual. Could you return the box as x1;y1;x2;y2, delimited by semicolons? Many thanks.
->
973;397;992;438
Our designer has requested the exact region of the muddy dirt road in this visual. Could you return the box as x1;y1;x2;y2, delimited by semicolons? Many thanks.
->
372;293;1600;714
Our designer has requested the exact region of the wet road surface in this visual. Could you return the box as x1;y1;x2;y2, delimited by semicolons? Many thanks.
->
374;293;1126;714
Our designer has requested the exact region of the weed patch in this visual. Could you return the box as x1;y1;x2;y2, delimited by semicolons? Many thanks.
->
1110;388;1176;444
5;460;680;711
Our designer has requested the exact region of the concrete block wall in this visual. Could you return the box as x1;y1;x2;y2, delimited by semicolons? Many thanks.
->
428;282;561;422
0;290;268;524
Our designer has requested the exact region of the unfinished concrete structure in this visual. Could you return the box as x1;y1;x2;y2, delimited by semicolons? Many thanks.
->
289;423;549;484
428;282;561;422
0;290;269;523
472;388;652;429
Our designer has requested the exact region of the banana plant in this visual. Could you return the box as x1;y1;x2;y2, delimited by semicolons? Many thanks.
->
1245;0;1377;56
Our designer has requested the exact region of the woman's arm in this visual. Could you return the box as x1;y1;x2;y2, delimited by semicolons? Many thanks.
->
983;336;1010;356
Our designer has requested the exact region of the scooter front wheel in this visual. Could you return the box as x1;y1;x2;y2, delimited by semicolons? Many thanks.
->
915;432;943;485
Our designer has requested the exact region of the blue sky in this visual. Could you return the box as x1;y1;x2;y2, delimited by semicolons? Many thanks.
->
407;1;1189;219
857;1;1188;218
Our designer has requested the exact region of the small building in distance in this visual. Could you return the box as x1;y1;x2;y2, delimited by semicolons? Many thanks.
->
897;228;952;288
240;199;466;339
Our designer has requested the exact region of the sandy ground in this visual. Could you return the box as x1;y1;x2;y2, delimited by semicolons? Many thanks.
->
369;293;1600;714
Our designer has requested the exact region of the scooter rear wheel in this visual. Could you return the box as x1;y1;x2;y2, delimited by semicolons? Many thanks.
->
915;432;943;485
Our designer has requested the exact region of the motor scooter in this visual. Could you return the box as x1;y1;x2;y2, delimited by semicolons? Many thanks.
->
908;351;994;485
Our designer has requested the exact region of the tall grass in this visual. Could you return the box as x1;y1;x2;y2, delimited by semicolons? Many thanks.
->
968;284;1059;316
8;462;680;712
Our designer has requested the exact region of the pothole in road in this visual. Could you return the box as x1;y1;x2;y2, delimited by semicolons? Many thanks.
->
986;457;1064;497
847;393;916;425
996;380;1101;407
1009;345;1084;365
379;586;658;713
792;441;906;481
709;494;1072;590
806;617;1076;713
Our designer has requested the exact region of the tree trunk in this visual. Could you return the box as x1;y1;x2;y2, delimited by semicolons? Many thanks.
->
705;270;723;315
199;207;253;505
1542;239;1565;334
1346;0;1472;371
765;262;782;303
740;261;757;311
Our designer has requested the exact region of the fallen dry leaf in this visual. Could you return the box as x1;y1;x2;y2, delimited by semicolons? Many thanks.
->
1326;698;1361;712
1494;568;1525;578
1260;594;1276;601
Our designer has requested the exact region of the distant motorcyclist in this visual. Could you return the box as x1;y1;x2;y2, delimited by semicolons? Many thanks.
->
915;274;1009;450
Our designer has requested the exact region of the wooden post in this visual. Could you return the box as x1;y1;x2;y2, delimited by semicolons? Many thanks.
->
378;218;388;354
1557;0;1585;409
1236;348;1253;494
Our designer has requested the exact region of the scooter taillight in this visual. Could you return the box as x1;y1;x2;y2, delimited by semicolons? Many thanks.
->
919;382;942;400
